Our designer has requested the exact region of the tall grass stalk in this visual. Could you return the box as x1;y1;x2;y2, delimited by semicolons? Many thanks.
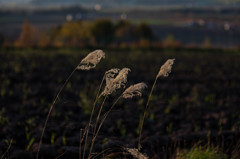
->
138;59;175;150
93;96;108;137
138;77;158;150
36;67;78;159
37;50;105;159
79;129;83;159
88;96;122;159
82;96;107;159
87;68;131;158
88;82;147;158
82;73;106;159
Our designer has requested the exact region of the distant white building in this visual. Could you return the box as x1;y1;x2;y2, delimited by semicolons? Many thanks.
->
224;23;231;31
120;13;127;20
94;4;101;11
66;14;73;22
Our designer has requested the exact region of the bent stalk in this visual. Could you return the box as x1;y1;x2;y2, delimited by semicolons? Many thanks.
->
138;77;158;151
88;96;122;159
36;67;78;159
82;74;106;159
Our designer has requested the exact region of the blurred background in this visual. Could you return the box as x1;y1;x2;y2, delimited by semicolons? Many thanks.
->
0;0;240;49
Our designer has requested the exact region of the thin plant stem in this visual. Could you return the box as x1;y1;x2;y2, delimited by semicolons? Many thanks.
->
79;127;88;159
92;148;113;159
36;67;78;159
79;129;83;159
54;151;67;159
82;74;106;159
92;96;107;137
88;96;121;159
1;139;13;159
84;96;107;159
92;147;122;159
138;76;158;151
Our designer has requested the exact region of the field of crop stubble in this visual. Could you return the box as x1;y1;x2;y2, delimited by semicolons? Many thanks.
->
0;48;240;158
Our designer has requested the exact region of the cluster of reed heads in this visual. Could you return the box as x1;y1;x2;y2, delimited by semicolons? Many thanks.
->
36;50;175;159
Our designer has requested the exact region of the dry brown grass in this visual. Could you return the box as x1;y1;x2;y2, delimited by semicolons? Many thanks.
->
138;59;175;150
36;50;105;159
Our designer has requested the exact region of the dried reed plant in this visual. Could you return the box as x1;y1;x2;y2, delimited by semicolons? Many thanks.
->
95;68;131;136
81;76;106;159
87;68;131;159
82;68;121;159
36;50;105;159
81;69;119;159
125;148;149;159
88;82;147;159
138;59;175;150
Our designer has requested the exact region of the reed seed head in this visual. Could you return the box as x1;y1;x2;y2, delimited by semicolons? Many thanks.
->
105;68;121;88
101;68;131;96
157;59;175;78
122;82;147;99
125;148;149;159
105;68;121;80
114;68;131;87
77;50;105;70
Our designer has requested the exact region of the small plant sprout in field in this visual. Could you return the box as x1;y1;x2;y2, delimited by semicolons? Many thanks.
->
176;145;227;159
138;59;175;151
77;50;105;70
26;137;35;151
36;50;105;159
125;148;149;159
122;82;147;99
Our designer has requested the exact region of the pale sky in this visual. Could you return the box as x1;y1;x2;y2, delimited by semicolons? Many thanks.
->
0;0;239;9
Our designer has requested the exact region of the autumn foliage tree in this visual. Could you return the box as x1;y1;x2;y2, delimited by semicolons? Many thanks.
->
162;34;181;48
15;20;38;47
49;21;93;47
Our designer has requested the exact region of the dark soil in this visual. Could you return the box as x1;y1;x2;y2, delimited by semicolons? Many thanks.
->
0;48;240;159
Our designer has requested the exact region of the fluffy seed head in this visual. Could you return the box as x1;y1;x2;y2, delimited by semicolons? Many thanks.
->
77;50;105;70
101;68;131;96
125;148;149;159
122;82;147;99
105;68;120;79
114;68;131;87
157;59;175;78
105;68;120;87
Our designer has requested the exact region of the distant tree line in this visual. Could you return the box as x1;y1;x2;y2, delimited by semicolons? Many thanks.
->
11;19;162;48
0;19;200;48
